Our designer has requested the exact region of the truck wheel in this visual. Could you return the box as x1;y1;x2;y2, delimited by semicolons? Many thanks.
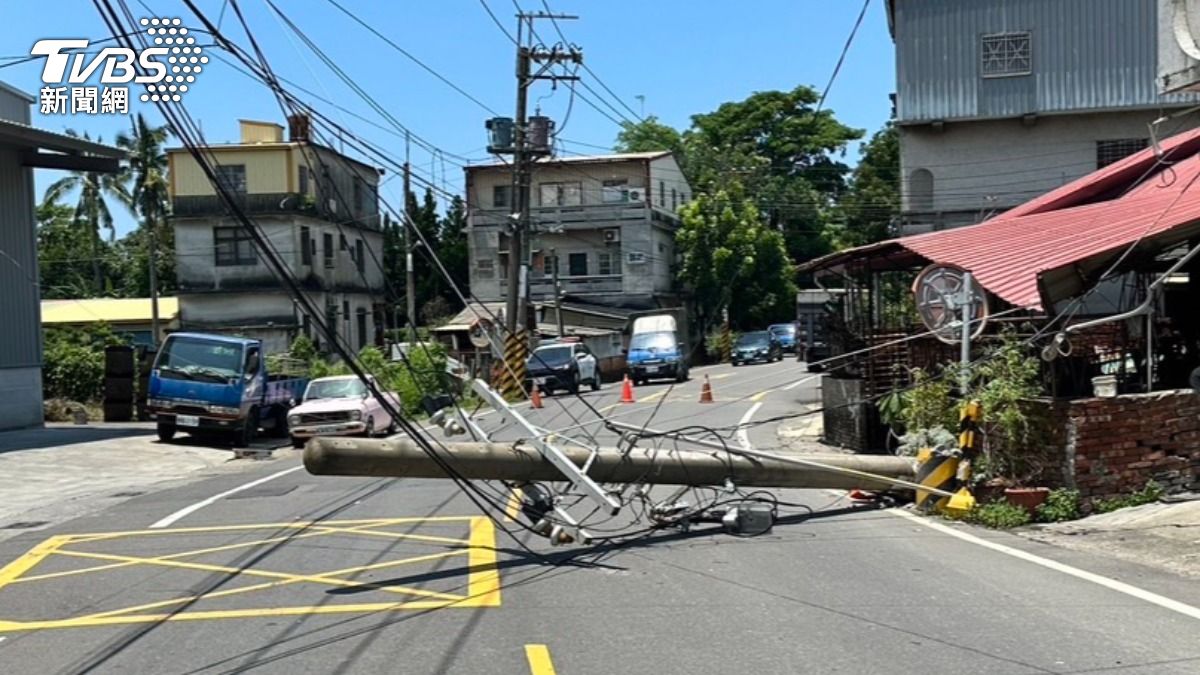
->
568;372;580;394
590;376;600;391
269;407;289;438
364;416;375;438
291;435;305;449
233;408;257;448
156;423;176;442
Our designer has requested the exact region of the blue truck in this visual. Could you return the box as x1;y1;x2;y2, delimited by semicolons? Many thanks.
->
625;308;691;385
147;332;308;447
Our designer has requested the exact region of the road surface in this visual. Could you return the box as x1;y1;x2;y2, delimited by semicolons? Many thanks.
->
1;360;1198;674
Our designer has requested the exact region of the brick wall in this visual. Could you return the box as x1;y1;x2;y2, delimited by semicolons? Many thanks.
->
1035;390;1200;500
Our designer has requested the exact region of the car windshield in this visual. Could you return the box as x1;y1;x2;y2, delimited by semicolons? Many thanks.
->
155;337;243;382
305;378;367;401
630;332;675;351
529;346;573;368
769;324;795;336
736;332;769;348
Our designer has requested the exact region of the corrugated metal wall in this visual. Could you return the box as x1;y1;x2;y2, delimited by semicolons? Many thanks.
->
0;143;41;370
895;0;1198;123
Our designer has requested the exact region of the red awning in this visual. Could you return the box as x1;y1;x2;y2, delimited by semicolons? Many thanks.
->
806;128;1200;310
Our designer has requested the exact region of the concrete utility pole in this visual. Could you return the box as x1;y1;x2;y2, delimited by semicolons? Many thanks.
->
404;132;417;344
147;219;160;348
505;10;582;336
550;247;564;337
304;437;918;491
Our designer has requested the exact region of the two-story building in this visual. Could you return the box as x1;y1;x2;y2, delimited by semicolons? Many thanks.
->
464;151;691;309
890;0;1200;235
168;117;386;353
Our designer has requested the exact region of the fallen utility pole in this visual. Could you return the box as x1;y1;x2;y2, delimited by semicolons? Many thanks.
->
303;437;917;491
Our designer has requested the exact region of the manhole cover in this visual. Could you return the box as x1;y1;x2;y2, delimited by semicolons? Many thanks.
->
2;521;49;530
227;485;298;500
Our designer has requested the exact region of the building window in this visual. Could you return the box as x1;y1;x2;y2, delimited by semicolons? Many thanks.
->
353;177;365;213
493;184;512;209
981;32;1032;78
546;254;558;277
323;232;335;269
302;313;311;339
627;251;646;264
538;181;582;207
356;308;368;350
301;226;312;265
568;252;588;276
909;168;934;212
343;300;350;322
658;180;665;206
213;226;256;266
601;179;628;203
598;252;615;276
355;238;365;273
1097;139;1148;168
671;188;677;210
497;253;508;279
215;164;246;194
476;259;495;279
298;166;309;195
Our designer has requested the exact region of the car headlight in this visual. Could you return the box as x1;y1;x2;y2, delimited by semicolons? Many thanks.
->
557;364;573;371
149;398;171;408
209;405;240;415
350;410;363;421
758;348;768;354
287;414;301;426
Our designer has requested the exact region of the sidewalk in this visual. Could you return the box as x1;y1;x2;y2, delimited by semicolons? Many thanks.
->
1024;498;1200;579
0;423;278;541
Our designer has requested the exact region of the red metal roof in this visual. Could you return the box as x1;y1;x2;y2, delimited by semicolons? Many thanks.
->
806;127;1200;310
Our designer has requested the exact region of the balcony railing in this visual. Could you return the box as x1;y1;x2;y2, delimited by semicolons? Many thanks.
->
172;192;380;230
471;203;652;230
529;275;623;295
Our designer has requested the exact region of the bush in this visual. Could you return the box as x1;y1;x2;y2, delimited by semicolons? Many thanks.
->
704;326;736;360
1092;481;1163;514
966;501;1032;529
1036;488;1081;523
42;325;122;402
899;368;959;433
299;340;450;419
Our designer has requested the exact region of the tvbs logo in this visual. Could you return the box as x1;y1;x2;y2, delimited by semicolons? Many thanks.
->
32;17;206;115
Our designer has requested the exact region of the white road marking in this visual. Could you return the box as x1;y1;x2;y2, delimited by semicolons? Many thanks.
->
150;466;305;529
783;374;821;391
888;508;1200;622
736;401;763;451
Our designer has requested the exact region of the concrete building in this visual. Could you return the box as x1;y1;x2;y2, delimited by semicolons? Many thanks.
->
0;81;123;430
168;118;386;353
889;0;1200;234
464;151;691;309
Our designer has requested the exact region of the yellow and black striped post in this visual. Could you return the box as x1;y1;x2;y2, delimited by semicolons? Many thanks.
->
915;399;983;512
496;329;530;400
956;400;982;486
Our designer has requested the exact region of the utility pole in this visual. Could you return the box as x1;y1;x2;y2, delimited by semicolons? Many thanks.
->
505;10;582;337
550;247;564;337
404;132;417;345
147;217;160;349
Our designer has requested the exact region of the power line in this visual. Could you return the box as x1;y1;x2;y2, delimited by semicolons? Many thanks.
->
540;0;644;123
817;0;871;112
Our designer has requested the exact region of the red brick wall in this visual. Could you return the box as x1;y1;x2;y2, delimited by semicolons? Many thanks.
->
1038;391;1200;500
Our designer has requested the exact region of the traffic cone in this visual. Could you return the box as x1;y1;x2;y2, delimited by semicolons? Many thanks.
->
848;489;879;503
530;385;544;409
620;375;636;404
699;375;714;403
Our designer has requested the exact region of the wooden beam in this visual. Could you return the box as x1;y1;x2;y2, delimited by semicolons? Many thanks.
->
21;151;120;173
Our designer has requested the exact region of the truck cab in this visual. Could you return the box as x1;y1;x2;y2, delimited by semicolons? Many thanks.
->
148;333;307;447
626;310;690;385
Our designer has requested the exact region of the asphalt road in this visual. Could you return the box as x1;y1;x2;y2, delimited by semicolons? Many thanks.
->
2;359;1200;674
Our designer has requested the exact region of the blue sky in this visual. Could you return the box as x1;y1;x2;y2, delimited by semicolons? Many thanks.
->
2;0;895;235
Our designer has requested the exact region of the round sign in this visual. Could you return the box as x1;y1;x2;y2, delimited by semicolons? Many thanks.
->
912;264;990;344
469;318;493;348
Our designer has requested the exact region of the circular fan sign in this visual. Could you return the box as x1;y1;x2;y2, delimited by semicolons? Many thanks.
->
468;318;493;348
912;264;989;344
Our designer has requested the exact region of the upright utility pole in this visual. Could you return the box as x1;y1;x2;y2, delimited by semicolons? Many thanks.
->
550;247;564;337
148;219;160;348
505;11;582;337
404;132;417;344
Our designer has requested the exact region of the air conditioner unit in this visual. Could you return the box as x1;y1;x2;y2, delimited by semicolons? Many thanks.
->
627;188;643;203
603;228;621;244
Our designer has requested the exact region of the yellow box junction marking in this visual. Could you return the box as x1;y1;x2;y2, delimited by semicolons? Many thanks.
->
504;486;525;523
525;644;558;675
0;517;500;632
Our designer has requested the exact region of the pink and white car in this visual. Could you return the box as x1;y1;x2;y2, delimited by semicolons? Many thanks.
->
287;375;400;448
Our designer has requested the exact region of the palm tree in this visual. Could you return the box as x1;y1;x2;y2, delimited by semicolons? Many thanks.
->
117;114;172;344
43;130;132;293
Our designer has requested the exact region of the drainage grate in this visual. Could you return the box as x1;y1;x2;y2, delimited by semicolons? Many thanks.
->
227;485;298;500
110;491;146;498
2;521;50;530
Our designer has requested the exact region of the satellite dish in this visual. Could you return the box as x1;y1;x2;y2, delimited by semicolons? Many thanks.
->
912;264;989;344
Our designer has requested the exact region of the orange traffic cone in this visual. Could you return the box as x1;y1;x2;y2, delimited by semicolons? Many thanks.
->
530;385;544;409
699;374;714;403
848;489;879;503
620;375;636;404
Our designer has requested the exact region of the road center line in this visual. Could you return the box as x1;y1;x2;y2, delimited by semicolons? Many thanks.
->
524;644;558;675
736;401;763;451
887;508;1200;622
783;374;822;391
150;465;305;529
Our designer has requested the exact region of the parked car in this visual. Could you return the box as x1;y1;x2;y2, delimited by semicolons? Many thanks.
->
525;339;600;394
731;331;783;366
768;323;797;353
286;375;399;448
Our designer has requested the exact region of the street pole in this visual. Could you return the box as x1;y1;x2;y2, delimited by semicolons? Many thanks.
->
960;271;973;392
147;217;160;349
404;132;417;345
551;247;564;337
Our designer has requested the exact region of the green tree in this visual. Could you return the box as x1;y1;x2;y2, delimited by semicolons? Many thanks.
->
828;123;899;250
36;200;104;299
116;113;175;297
614;115;684;155
676;185;797;332
433;195;469;311
43;130;132;293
